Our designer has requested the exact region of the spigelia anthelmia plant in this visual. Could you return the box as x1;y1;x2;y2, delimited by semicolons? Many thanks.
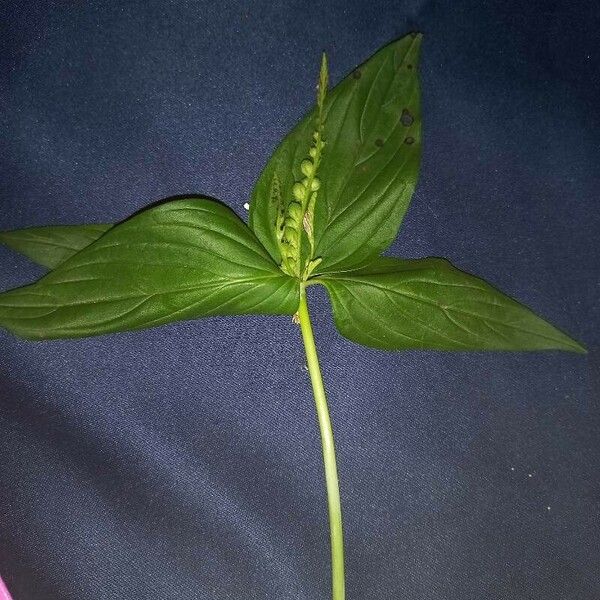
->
0;34;585;600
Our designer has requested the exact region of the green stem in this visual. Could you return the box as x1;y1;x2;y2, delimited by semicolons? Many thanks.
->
297;286;345;600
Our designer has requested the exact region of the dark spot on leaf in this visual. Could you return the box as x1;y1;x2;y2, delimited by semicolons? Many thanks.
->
401;109;414;127
404;136;415;145
407;64;413;70
352;70;361;79
375;138;384;147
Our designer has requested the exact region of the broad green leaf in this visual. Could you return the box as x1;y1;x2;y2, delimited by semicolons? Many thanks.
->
317;258;585;352
0;198;299;340
0;224;112;268
249;33;422;274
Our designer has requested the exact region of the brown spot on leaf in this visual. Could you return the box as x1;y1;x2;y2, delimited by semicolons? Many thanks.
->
375;138;384;147
352;70;362;79
404;136;415;145
401;108;414;127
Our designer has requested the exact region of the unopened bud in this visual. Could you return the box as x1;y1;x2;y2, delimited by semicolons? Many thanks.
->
292;182;305;201
284;216;298;229
301;159;314;177
283;226;298;246
287;202;302;220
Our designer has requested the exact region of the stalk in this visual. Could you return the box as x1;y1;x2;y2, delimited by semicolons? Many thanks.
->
297;285;345;600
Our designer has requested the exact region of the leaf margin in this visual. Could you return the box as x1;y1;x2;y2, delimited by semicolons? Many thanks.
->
0;197;300;340
313;257;586;353
0;224;112;269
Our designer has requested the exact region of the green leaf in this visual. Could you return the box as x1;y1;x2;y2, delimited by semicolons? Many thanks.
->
317;258;585;353
0;198;299;340
249;33;422;273
0;224;112;268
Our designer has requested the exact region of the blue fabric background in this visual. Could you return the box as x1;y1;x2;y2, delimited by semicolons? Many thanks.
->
0;1;598;598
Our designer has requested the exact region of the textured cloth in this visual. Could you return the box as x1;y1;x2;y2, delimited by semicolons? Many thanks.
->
0;1;598;599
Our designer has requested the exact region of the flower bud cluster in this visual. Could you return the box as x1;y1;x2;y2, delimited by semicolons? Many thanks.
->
277;53;328;279
279;130;325;277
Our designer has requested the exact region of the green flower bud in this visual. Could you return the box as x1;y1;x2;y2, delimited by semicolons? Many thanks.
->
311;178;321;191
309;147;317;158
284;216;298;229
283;227;298;246
287;201;302;220
301;159;314;177
292;182;306;201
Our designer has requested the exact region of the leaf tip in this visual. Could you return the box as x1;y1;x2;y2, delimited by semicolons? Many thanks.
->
568;338;587;354
0;230;20;253
318;51;329;104
547;328;587;354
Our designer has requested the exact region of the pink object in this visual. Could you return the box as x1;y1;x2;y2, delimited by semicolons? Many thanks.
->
0;575;13;600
